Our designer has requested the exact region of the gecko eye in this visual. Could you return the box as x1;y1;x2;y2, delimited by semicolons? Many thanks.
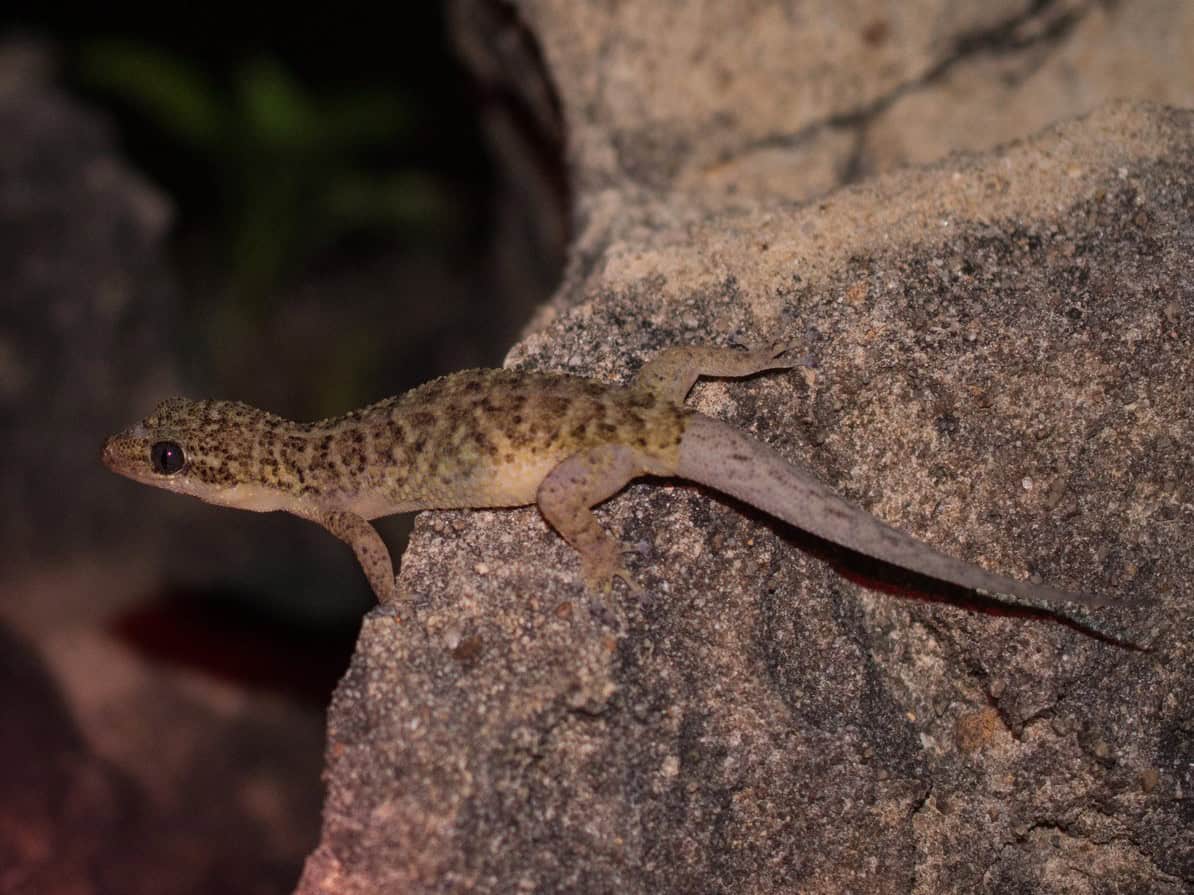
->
150;441;186;475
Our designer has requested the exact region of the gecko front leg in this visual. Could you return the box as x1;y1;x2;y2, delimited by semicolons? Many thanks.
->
632;343;808;404
321;509;400;610
537;443;646;594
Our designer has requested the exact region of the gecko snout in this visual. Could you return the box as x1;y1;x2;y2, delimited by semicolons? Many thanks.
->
101;430;146;475
100;435;119;471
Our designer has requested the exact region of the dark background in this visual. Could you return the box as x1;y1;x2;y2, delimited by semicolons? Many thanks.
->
0;10;563;893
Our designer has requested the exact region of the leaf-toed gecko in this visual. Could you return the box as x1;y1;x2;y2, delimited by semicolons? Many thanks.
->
102;344;1117;619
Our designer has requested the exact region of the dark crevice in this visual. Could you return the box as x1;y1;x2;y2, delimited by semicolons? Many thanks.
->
907;780;934;818
837;124;871;189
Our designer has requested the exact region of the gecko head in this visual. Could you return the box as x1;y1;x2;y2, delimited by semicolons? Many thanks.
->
102;397;291;512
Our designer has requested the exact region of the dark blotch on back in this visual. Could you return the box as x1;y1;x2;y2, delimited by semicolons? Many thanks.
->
472;429;497;458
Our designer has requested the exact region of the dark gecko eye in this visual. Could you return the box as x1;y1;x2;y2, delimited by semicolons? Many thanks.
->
151;441;186;475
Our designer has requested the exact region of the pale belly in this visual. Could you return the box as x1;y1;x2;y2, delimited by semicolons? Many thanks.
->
345;450;566;520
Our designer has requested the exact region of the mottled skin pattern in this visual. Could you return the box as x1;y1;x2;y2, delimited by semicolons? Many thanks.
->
116;372;684;511
103;345;1123;628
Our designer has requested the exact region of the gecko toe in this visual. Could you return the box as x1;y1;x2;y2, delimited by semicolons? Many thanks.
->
613;566;645;596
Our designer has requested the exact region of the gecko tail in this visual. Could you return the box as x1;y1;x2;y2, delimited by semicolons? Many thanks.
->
675;414;1113;609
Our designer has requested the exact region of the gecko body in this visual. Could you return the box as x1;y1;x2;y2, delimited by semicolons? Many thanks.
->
103;345;1115;618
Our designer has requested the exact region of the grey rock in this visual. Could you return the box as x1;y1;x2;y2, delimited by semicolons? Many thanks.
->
298;4;1194;892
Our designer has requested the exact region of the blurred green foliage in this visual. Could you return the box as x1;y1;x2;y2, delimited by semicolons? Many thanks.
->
79;41;453;307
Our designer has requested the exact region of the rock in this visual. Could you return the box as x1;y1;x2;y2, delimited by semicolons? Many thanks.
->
298;2;1194;889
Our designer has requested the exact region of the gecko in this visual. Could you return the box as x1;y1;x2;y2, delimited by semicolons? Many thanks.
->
102;344;1121;623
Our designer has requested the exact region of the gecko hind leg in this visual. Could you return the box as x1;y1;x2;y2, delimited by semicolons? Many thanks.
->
632;343;810;404
537;443;646;594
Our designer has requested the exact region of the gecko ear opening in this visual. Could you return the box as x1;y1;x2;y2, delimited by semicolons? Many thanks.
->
151;441;186;475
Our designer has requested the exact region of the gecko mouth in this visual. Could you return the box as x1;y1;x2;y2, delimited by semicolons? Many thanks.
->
100;435;122;472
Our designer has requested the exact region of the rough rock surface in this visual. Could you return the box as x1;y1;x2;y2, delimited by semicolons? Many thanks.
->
527;0;1194;202
298;4;1193;894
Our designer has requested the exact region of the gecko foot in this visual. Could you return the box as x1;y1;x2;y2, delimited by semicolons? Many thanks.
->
581;562;644;597
370;601;403;622
580;543;644;597
741;341;815;372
